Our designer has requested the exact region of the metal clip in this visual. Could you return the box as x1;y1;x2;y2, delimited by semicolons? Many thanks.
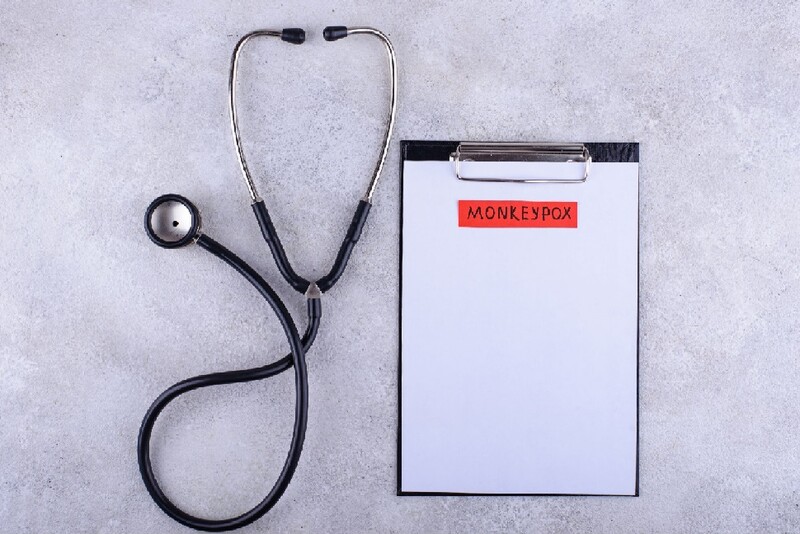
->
450;142;592;183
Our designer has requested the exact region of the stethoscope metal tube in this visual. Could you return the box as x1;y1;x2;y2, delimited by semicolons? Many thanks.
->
228;29;304;204
229;26;398;205
328;26;398;203
138;26;396;532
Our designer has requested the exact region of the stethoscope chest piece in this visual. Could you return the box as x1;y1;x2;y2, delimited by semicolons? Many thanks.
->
144;194;201;248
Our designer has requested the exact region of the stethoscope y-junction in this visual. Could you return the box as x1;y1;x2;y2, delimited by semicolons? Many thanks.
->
138;26;396;532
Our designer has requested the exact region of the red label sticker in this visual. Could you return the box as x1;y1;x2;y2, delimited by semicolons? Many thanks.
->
458;200;578;228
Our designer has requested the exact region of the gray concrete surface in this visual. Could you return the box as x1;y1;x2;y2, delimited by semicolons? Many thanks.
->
1;1;799;532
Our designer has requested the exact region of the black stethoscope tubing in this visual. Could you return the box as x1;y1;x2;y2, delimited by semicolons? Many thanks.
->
138;230;315;531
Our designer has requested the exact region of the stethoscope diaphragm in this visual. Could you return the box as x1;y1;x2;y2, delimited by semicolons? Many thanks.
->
144;194;200;248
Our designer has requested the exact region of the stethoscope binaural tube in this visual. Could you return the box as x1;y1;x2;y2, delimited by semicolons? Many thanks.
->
137;26;396;532
230;26;397;295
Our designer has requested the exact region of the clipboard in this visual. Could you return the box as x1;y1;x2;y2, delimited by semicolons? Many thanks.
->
398;140;639;496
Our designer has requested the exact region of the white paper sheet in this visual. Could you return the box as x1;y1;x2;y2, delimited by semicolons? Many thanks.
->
400;159;639;495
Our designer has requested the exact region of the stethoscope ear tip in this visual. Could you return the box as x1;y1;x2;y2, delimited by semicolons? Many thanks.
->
281;28;305;45
144;194;201;248
322;26;348;41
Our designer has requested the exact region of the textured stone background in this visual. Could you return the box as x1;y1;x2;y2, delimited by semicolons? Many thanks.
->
1;1;799;533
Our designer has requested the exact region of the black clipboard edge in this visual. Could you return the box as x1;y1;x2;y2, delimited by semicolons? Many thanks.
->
397;140;640;497
402;140;639;163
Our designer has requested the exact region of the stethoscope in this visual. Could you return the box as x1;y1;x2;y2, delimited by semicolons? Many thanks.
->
138;26;396;532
